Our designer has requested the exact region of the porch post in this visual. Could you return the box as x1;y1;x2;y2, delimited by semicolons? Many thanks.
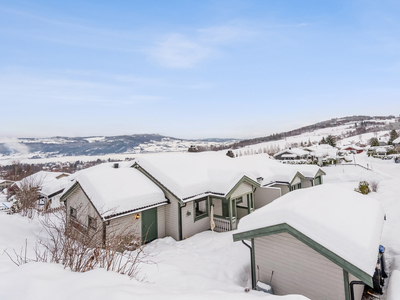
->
228;197;232;230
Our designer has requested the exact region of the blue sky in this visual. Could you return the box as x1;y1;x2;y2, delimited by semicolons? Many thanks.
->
1;0;400;139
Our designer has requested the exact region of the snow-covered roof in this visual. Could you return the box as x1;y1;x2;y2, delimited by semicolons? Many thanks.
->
68;162;167;218
274;148;309;158
14;171;70;189
235;184;384;276
0;180;14;184
376;147;387;153
134;152;312;201
303;145;338;157
40;177;70;197
134;152;258;201
392;137;400;144
341;145;363;151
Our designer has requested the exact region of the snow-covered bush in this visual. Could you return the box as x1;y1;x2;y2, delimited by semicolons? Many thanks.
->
355;181;371;195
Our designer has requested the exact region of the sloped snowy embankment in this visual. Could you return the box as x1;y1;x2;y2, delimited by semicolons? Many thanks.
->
0;213;308;300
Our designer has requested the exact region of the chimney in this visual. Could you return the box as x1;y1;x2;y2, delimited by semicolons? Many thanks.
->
113;163;119;169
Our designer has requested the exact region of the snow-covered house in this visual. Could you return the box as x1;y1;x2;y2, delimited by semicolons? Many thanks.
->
233;185;385;300
392;137;400;149
341;145;364;154
375;147;387;156
39;176;71;209
60;152;326;243
0;179;14;191
274;148;309;160
133;152;261;238
12;171;70;207
60;162;168;244
295;165;326;188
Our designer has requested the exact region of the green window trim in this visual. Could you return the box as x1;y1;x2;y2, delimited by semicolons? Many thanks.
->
233;223;373;288
193;197;209;222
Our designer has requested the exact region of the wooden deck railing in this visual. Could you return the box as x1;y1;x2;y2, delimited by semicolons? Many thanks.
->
214;217;231;232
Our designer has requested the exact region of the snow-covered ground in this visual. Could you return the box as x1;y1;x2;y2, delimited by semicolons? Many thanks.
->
1;152;399;299
0;213;307;300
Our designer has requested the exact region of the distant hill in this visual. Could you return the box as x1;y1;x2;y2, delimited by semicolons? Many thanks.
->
1;115;398;159
0;134;236;158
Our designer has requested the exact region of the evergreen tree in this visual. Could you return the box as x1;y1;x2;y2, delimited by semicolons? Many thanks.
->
388;129;399;144
369;137;380;147
320;137;327;144
325;135;337;147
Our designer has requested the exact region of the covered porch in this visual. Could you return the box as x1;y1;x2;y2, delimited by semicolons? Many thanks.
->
211;192;255;232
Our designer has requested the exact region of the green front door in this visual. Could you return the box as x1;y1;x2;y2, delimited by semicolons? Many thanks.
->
141;208;158;243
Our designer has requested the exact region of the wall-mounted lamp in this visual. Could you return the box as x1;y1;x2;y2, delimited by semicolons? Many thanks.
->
135;213;140;220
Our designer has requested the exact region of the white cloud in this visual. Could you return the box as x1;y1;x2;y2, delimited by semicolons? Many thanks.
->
150;33;212;68
148;24;257;68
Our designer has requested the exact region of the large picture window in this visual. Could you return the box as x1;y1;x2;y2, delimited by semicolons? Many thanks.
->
194;198;208;221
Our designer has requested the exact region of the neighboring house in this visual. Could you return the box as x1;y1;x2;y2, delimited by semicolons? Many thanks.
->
295;165;326;188
12;171;70;207
133;152;261;238
233;185;385;300
341;145;364;154
60;162;168;245
0;180;14;191
39;176;71;209
393;137;400;149
303;144;338;160
375;147;387;156
274;148;309;160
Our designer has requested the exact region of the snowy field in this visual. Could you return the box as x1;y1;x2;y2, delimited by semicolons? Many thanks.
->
1;152;399;299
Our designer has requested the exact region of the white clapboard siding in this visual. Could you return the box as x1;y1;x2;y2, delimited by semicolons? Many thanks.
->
182;200;211;238
157;205;166;238
67;187;101;227
164;191;180;240
301;179;313;188
291;176;302;186
271;184;290;196
348;274;364;300
212;198;223;216
231;181;253;199
107;213;141;240
254;232;345;300
254;187;281;209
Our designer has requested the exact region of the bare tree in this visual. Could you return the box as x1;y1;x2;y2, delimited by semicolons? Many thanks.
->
5;207;155;280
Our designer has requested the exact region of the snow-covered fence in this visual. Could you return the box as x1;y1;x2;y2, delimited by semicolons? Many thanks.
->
214;217;231;232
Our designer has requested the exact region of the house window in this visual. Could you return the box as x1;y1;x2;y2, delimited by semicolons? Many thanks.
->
88;216;97;230
235;196;243;204
297;183;301;189
194;198;208;221
70;207;77;219
315;176;322;186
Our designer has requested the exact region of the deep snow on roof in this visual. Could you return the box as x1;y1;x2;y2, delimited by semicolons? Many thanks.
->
14;171;70;189
236;184;384;276
135;152;254;200
71;162;166;217
274;148;309;157
393;137;400;144
134;152;315;200
40;177;70;197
